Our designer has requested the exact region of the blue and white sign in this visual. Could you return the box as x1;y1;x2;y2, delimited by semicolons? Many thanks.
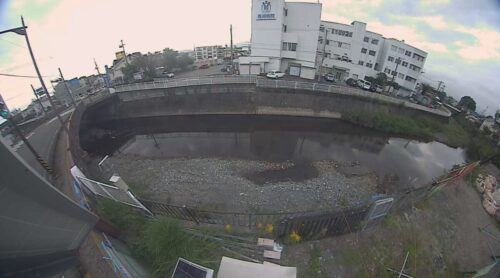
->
257;0;276;20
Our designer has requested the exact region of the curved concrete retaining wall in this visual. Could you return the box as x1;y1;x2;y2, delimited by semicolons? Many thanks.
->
86;84;449;125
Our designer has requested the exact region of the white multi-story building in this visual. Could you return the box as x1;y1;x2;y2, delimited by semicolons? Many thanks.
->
318;21;427;95
194;45;224;67
239;0;322;79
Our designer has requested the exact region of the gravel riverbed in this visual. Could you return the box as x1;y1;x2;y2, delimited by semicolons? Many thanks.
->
108;155;378;212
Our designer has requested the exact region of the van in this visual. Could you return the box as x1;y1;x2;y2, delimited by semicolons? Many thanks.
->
357;79;371;90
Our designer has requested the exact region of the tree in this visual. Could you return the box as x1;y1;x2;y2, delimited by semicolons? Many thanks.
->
495;109;500;120
458;96;477;112
177;54;194;71
375;72;388;86
421;83;434;94
436;90;447;101
163;48;179;69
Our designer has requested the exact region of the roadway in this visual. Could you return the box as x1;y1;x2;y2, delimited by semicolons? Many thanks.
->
13;109;73;180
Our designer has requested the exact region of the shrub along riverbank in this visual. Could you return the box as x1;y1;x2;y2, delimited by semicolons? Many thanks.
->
342;112;499;167
97;199;222;277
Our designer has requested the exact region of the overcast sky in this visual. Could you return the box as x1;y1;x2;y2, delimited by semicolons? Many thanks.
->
0;0;499;115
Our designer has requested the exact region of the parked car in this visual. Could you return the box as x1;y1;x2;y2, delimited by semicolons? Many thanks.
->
369;84;382;93
324;73;335;82
345;78;357;87
357;79;371;90
372;84;383;93
266;70;285;79
199;64;209;69
221;65;232;72
166;72;175;78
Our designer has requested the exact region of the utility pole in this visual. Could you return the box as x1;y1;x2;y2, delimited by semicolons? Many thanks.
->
30;84;46;114
58;68;76;107
94;58;102;76
94;58;107;89
317;27;328;81
20;16;68;133
119;39;129;65
388;57;402;95
437;80;444;92
230;25;234;74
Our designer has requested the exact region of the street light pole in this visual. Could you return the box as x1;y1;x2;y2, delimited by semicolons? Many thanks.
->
19;16;68;132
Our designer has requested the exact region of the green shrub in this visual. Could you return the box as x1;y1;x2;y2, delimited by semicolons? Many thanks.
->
96;198;146;236
131;218;221;277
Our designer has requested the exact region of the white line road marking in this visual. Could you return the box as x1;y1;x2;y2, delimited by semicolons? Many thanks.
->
25;132;35;139
46;117;58;125
13;141;24;151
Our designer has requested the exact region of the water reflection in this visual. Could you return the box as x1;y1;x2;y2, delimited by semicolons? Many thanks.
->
117;131;465;187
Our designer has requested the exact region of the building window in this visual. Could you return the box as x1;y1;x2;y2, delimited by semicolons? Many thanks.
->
405;76;417;83
283;25;287;32
332;29;353;37
391;70;397;76
282;42;297;51
388;56;394;62
319;25;324;32
363;37;369;42
398;73;405;79
391;45;398;51
318;38;323;44
384;67;391;74
361;48;367;54
398;47;405;54
326;40;330;45
333;41;350;49
402;61;408;67
358;60;364;66
371;39;379;45
284;8;288;16
374;63;380;71
409;64;421;72
413;53;425;62
366;63;373;68
405;50;412;57
368;50;376;56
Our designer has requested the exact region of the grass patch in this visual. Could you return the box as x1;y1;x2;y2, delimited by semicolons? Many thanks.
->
308;247;325;278
343;111;434;140
131;218;222;277
96;198;146;236
96;199;221;277
384;214;398;230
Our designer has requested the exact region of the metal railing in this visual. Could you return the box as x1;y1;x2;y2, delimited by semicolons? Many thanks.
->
114;76;450;117
115;76;257;92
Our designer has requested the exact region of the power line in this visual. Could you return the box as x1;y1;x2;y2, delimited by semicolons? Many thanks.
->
0;37;27;49
0;73;53;78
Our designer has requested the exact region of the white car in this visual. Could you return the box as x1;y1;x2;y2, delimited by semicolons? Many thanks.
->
166;72;175;78
266;70;285;79
357;79;371;90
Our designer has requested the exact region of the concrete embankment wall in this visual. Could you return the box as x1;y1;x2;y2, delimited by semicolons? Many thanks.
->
84;84;449;124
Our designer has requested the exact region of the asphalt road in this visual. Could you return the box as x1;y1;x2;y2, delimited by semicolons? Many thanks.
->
13;109;73;180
